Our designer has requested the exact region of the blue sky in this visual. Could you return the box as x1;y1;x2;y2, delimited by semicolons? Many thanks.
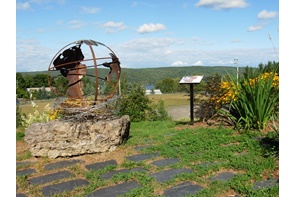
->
15;0;279;72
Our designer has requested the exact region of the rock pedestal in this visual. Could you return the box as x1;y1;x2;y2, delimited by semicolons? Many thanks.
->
24;115;130;159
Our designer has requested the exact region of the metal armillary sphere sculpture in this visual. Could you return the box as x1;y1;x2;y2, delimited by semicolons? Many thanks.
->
48;39;121;109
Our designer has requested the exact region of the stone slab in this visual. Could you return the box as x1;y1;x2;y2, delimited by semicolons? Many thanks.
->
199;161;222;167
208;172;237;182
16;168;36;176
85;159;117;171
88;181;141;197
101;167;147;180
44;159;82;171
150;158;179;167
125;153;160;162
16;161;36;167
163;181;204;197
41;179;89;197
28;170;72;185
150;168;193;183
253;178;279;190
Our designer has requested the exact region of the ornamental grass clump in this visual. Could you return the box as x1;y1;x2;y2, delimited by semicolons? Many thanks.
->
229;66;279;131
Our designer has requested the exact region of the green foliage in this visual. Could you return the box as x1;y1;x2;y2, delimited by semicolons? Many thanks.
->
16;131;25;141
118;82;170;122
194;74;221;121
118;82;151;122
146;99;170;121
155;78;181;93
229;62;279;131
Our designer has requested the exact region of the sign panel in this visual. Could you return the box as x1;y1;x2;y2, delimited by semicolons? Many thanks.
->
179;75;203;84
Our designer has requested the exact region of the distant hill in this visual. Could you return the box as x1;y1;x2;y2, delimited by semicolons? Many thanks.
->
19;66;245;85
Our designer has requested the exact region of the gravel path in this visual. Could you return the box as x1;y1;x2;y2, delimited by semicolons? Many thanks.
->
166;105;190;121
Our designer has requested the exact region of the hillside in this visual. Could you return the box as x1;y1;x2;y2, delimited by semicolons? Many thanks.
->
19;66;245;85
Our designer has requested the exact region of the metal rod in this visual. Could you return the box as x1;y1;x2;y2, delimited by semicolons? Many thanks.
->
190;84;194;125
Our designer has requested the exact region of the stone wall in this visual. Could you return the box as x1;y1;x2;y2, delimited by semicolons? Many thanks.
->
24;115;130;159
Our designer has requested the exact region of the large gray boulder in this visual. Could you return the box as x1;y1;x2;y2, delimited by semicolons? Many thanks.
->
24;115;130;159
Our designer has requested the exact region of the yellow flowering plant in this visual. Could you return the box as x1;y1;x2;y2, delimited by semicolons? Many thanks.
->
21;102;61;129
229;67;279;131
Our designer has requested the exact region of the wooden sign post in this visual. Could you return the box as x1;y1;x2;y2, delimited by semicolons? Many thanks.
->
179;75;203;125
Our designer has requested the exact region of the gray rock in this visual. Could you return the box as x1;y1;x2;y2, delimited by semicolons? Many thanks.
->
24;115;130;158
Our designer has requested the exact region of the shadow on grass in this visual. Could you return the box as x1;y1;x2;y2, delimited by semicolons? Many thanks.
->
259;134;279;158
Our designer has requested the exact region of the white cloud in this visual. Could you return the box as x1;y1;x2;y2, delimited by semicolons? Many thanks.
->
16;2;31;10
80;6;100;14
102;21;126;33
171;61;186;66
248;25;264;32
195;0;248;10
16;39;54;72
193;61;203;66
137;23;166;34
258;10;278;19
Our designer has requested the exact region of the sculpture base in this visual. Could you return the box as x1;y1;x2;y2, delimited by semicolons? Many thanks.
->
24;115;130;159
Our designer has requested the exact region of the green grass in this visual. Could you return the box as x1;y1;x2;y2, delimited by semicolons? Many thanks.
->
148;93;191;107
115;120;279;197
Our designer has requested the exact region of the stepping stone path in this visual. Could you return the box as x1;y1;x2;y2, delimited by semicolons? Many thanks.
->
16;168;36;176
125;153;160;162
163;181;204;197
28;170;72;185
207;172;237;182
16;145;279;196
85;159;117;171
44;159;82;170
41;179;89;197
88;181;141;197
150;158;179;167
100;167;147;180
150;168;194;183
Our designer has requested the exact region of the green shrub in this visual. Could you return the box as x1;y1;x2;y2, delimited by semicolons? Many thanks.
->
147;99;170;121
118;82;151;122
229;63;279;130
118;82;169;122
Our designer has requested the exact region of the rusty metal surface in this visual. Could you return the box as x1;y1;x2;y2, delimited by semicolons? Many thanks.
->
48;39;121;108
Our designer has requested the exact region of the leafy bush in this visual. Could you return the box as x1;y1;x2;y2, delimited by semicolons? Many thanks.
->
118;82;169;122
146;99;170;121
194;74;221;122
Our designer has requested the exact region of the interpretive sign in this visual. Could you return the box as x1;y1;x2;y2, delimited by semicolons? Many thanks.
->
179;75;203;84
179;75;203;125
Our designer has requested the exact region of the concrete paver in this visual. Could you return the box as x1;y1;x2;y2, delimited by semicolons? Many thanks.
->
163;181;204;197
41;178;89;197
150;168;194;183
88;181;141;197
28;170;72;185
44;159;82;171
85;159;117;171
